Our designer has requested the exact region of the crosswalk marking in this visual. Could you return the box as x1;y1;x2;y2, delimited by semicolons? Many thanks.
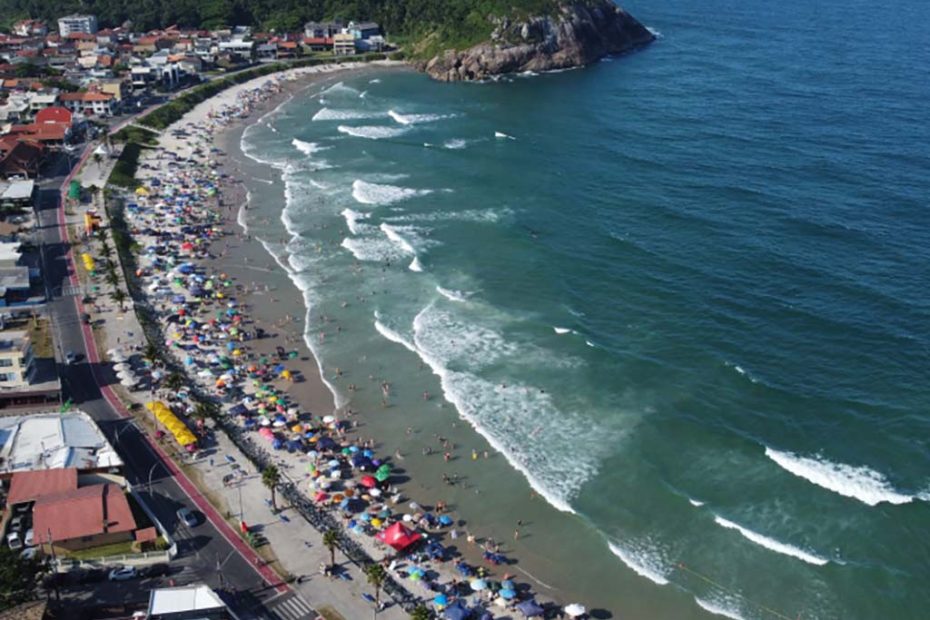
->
261;594;316;620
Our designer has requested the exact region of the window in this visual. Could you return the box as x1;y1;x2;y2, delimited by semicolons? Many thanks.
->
0;358;12;367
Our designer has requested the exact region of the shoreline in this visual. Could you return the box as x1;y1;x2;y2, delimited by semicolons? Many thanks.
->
127;60;586;618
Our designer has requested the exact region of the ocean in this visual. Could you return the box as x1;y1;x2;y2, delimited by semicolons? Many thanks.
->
235;0;930;617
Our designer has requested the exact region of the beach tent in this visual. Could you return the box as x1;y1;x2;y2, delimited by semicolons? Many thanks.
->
516;600;545;617
145;401;197;446
375;522;422;552
564;604;586;617
443;601;470;620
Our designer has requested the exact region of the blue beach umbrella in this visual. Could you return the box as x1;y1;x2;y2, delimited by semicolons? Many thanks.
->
433;594;448;607
438;515;454;526
499;588;516;600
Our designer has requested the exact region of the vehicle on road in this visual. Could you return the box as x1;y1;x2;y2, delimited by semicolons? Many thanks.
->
142;563;170;578
7;532;22;550
177;507;198;528
108;566;138;581
65;351;81;364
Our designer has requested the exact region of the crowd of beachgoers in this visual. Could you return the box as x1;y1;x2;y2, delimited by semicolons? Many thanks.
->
111;70;589;620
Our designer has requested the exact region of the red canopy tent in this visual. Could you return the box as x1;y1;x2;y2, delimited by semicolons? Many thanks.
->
376;522;422;552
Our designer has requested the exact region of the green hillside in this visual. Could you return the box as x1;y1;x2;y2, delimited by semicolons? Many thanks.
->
0;0;566;55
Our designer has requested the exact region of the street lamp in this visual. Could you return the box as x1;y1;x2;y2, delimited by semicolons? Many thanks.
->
147;462;159;491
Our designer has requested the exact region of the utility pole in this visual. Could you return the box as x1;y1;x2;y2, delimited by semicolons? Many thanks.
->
46;528;60;602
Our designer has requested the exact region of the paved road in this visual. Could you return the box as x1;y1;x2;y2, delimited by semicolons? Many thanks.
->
34;150;307;619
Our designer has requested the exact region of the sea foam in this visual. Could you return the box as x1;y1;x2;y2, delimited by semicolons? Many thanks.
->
291;138;328;156
341;208;369;235
338;125;409;140
713;515;829;566
388;109;452;125
607;541;670;585
436;286;471;303
764;447;915;506
409;256;424;272
313;107;386;121
694;596;746;620
352;179;432;205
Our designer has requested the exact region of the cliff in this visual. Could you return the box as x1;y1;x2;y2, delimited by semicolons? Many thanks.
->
418;0;654;81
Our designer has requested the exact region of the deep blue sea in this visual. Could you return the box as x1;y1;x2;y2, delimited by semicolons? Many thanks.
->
237;0;930;617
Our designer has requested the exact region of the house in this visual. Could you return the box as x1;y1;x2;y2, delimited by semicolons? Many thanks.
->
58;91;116;117
147;585;231;620
256;42;277;61
356;35;385;52
57;15;98;37
333;33;357;56
33;482;137;551
347;21;382;40
302;37;333;53
304;21;343;39
6;468;78;506
93;78;130;104
0;139;43;177
217;37;254;62
13;20;47;37
276;41;299;59
0;328;34;387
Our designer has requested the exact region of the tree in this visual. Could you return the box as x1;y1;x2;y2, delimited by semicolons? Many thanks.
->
0;544;43;611
262;465;280;511
322;529;339;569
100;240;113;259
144;342;160;366
111;288;127;312
409;605;431;620
192;401;217;422
163;371;184;393
364;563;387;613
105;270;120;288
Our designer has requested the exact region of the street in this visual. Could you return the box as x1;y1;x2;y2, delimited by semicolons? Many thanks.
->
34;147;311;619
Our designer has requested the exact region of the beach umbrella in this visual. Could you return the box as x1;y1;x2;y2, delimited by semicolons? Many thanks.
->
501;580;515;591
433;594;448;608
402;514;413;523
360;475;377;488
564;604;586;617
516;600;545;617
408;567;424;581
375;469;391;482
113;363;131;373
499;588;516;600
470;579;488;591
322;415;335;424
438;515;453;526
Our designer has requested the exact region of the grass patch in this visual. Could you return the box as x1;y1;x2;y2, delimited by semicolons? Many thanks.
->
29;318;52;358
65;539;136;560
111;125;159;146
108;142;145;189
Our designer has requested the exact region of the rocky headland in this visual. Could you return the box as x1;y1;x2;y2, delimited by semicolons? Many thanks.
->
417;0;654;81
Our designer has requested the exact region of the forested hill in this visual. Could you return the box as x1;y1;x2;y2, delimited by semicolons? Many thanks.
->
0;0;563;50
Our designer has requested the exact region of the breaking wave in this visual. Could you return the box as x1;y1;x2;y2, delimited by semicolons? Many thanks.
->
338;125;409;140
607;541;670;585
713;515;829;566
764;447;917;506
352;179;433;205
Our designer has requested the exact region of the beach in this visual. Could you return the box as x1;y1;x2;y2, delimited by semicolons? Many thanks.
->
120;59;593;619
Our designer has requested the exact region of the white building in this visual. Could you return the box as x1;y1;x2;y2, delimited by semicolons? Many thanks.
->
147;584;231;620
0;411;123;474
0;329;33;388
57;14;99;36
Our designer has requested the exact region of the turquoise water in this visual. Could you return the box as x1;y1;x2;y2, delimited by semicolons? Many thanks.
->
238;0;930;617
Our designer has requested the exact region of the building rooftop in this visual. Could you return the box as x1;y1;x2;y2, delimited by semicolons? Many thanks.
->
0;179;34;200
7;467;77;504
0;411;122;474
33;482;135;543
148;585;226;615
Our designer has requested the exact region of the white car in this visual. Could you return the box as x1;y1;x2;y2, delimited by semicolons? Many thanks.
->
21;547;37;560
177;507;198;528
23;529;33;547
7;532;22;551
108;566;138;581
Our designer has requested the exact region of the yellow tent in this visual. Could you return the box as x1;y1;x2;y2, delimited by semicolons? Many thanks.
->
81;253;95;272
135;187;150;196
146;401;197;446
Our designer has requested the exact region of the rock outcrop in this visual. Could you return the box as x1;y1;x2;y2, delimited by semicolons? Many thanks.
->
418;0;654;81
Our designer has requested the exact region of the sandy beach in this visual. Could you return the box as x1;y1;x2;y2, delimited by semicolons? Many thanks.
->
118;60;586;619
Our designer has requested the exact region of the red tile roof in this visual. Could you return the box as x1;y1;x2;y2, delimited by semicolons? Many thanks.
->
33;483;136;544
303;37;334;46
35;106;72;125
7;468;78;505
60;91;113;102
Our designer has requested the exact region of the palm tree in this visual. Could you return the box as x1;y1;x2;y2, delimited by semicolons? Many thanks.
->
409;605;431;620
365;563;387;613
144;342;160;367
322;529;339;570
111;289;127;312
100;240;112;259
163;371;184;393
105;270;120;289
262;465;280;511
192;401;217;421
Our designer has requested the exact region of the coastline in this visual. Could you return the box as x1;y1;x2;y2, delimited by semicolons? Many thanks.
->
129;59;590;618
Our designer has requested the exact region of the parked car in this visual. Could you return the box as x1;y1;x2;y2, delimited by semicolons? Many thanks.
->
142;563;170;578
9;516;23;531
6;532;22;551
23;529;33;546
176;507;198;528
107;566;138;581
20;547;37;560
